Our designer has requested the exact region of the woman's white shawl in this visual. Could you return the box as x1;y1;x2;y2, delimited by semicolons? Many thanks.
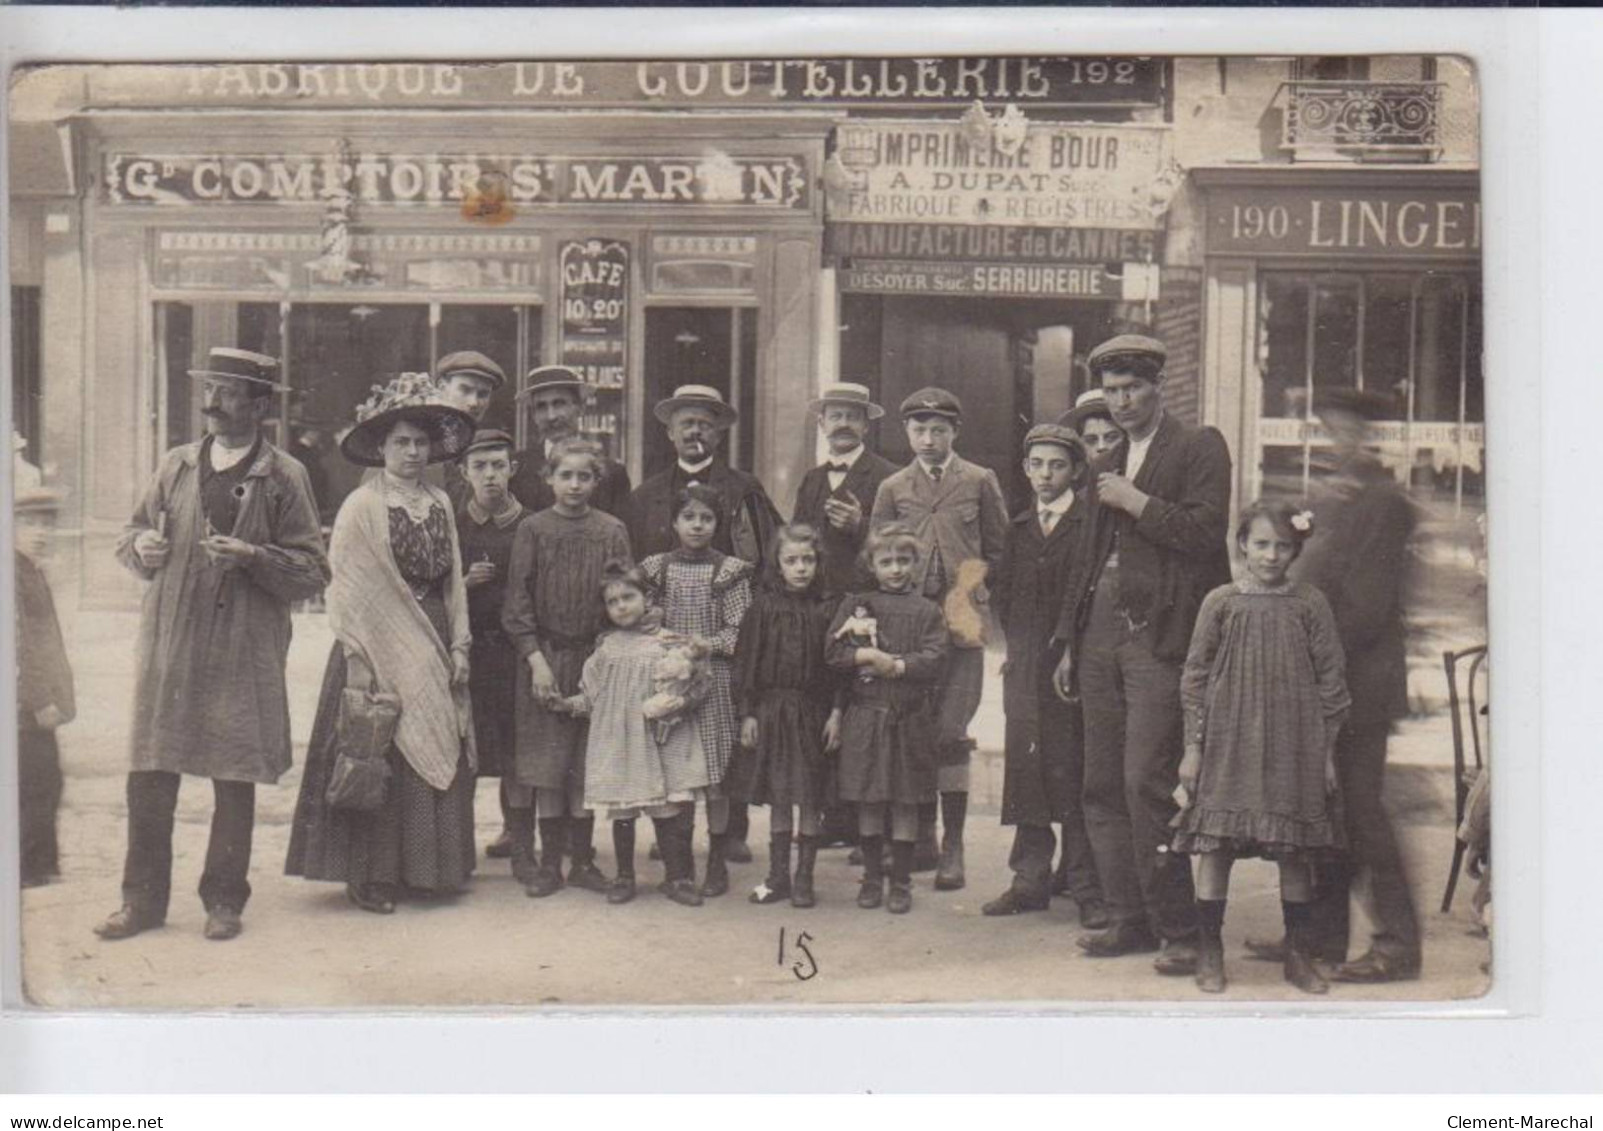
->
327;477;476;789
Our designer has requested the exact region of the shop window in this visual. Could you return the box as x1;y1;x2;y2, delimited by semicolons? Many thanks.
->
11;285;41;464
1256;268;1483;509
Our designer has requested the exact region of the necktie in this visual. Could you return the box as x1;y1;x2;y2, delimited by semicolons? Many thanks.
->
929;464;944;484
1040;508;1057;536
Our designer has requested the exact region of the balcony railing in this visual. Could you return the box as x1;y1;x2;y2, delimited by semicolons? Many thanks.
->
1280;81;1443;160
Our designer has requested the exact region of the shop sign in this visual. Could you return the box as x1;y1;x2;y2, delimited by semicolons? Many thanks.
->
1207;186;1481;259
101;152;811;211
1259;418;1485;447
826;221;1160;263
87;58;1165;110
840;258;1116;298
558;239;629;390
827;122;1170;230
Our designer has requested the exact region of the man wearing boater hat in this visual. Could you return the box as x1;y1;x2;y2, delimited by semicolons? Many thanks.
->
791;382;899;598
96;348;328;943
507;364;632;518
1051;333;1232;977
627;384;782;564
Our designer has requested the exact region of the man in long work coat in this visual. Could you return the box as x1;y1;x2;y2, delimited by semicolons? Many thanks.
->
1052;333;1233;977
1247;388;1423;982
96;348;329;943
982;425;1106;924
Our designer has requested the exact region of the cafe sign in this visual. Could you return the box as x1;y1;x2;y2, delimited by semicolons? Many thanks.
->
827;121;1171;229
101;151;810;210
84;58;1165;110
1206;184;1481;259
558;239;629;390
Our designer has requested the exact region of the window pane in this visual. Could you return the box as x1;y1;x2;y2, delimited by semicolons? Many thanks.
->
1259;273;1310;418
1411;275;1467;423
1310;276;1360;397
1361;275;1414;410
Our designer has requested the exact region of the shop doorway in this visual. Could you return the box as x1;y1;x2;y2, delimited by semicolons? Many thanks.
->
643;306;757;476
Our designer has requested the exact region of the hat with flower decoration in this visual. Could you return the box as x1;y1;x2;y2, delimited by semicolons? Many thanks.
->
338;372;478;467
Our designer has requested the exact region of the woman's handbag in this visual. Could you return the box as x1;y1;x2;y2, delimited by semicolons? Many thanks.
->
325;649;400;812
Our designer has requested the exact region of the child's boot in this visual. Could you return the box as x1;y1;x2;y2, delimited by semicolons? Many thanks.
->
507;807;537;887
567;815;609;893
750;831;792;904
934;790;968;891
1282;900;1329;994
701;830;730;898
1196;899;1228;993
608;819;637;904
525;817;567;897
887;840;915;914
857;835;886;909
791;836;819;909
667;814;704;907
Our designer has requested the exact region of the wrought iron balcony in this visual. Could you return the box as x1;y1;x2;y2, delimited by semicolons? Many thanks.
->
1280;81;1443;160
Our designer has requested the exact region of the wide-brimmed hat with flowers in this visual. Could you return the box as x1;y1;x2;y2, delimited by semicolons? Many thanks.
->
338;373;478;467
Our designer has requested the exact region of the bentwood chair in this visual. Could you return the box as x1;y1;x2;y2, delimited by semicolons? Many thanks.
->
1441;643;1489;913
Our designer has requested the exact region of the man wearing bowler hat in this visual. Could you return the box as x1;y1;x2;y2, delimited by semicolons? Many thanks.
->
1051;333;1232;976
507;364;632;518
791;382;899;597
871;387;1009;889
96;348;329;943
627;384;783;565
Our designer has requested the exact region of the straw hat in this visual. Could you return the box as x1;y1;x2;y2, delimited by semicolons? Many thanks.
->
652;384;738;428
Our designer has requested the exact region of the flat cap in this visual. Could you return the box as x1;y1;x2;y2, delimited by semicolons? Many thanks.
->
435;350;508;390
1087;334;1167;376
899;386;963;420
460;428;516;458
1313;387;1395;422
516;364;587;401
1023;423;1088;459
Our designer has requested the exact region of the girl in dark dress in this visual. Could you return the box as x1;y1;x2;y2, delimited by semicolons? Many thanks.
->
735;524;843;909
825;522;948;915
286;381;479;914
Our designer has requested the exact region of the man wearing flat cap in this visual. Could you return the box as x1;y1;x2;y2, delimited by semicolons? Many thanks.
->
792;382;899;597
626;384;783;565
507;365;632;518
432;350;509;512
97;348;329;943
1244;387;1422;983
871;386;1009;889
1051;333;1232;976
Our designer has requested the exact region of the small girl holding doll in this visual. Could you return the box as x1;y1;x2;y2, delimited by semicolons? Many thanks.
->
734;524;844;909
1174;499;1351;995
826;522;949;915
560;561;711;906
641;485;754;899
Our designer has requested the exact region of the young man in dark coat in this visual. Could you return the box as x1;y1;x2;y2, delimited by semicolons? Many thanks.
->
508;365;633;518
1245;387;1423;982
433;350;508;513
1051;333;1233;977
982;425;1106;925
791;382;899;598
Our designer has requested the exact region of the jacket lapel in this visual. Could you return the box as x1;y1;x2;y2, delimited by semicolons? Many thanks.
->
928;455;964;507
1131;413;1179;492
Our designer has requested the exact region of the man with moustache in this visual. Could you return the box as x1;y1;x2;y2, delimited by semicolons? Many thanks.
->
1051;334;1232;978
791;382;898;597
96;348;328;943
507;365;632;518
628;384;783;863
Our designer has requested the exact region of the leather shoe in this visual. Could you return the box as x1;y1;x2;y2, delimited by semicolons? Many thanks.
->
1076;923;1160;957
933;843;965;891
1242;935;1287;963
1153;940;1200;976
484;829;514;859
886;882;913;915
1077;898;1111;931
1332;951;1421;984
982;888;1050;916
94;904;163;941
203;907;243;941
1195;940;1227;993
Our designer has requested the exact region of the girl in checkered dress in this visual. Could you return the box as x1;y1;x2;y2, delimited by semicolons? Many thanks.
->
641;485;754;900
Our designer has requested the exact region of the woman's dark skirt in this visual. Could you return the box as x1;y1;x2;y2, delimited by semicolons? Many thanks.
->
285;594;475;895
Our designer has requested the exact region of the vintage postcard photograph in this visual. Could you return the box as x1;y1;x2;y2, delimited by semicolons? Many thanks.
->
6;52;1490;1009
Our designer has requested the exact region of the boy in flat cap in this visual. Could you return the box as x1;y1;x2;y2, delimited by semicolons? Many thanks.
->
1051;333;1232;977
870;387;1008;889
97;348;329;943
982;425;1106;924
